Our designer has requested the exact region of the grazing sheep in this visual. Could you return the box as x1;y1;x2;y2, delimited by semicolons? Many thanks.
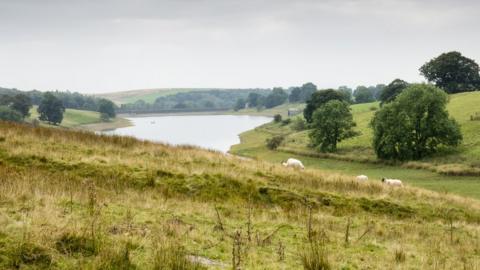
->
282;158;305;170
356;175;368;181
382;178;403;187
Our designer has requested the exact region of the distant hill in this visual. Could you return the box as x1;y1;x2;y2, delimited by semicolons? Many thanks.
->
96;88;230;105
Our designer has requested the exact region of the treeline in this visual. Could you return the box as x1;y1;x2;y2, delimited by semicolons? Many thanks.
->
0;88;109;111
118;89;271;113
270;51;479;161
0;88;117;125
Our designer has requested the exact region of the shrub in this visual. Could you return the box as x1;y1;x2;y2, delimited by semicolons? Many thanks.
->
281;118;291;125
470;112;480;121
0;106;23;122
291;117;307;131
266;135;285;150
273;114;282;123
369;106;377;111
300;238;331;270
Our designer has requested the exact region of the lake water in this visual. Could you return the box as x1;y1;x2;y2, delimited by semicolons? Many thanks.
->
104;115;272;152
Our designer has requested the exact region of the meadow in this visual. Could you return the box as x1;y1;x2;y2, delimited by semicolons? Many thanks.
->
96;88;212;105
231;91;480;199
0;121;479;269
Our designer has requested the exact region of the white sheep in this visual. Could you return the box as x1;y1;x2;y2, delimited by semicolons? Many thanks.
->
356;175;368;181
282;158;305;170
382;178;403;187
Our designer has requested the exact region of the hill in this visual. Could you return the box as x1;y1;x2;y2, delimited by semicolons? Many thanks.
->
95;88;207;105
26;106;130;131
0;121;478;269
231;92;480;199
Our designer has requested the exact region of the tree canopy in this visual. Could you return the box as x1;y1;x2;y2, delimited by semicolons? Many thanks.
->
379;79;409;106
303;89;347;123
264;88;288;109
371;84;462;160
0;106;23;122
420;51;480;93
38;92;65;125
353;86;375;103
98;98;116;119
309;100;358;152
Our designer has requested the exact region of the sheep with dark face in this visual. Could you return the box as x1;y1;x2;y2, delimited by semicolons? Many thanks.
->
382;178;403;187
282;158;305;170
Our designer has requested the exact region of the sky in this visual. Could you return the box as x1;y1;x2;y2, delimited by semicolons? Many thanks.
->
0;0;479;94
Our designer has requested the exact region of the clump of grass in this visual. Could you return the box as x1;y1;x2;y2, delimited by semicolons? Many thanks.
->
96;242;136;270
152;239;206;270
8;242;52;269
470;112;480;121
55;232;97;256
300;239;331;270
394;248;406;263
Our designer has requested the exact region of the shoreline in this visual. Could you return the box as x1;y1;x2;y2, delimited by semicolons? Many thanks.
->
79;117;133;132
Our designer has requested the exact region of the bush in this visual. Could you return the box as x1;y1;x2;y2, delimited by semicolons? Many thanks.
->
100;113;111;122
281;118;291;126
369;106;377;111
471;112;480;121
0;106;23;122
273;114;282;123
291;117;307;131
266;135;285;150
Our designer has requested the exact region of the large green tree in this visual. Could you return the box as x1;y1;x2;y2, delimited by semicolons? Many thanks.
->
371;84;462;160
10;94;33;118
303;89;347;123
38;92;65;125
264;88;288;108
98;98;116;118
379;79;409;106
309;100;358;152
420;51;480;93
0;106;23;122
353;86;375;103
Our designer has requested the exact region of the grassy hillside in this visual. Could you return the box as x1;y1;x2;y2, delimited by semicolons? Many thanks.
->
231;92;480;199
26;106;130;131
0;121;479;269
96;88;212;105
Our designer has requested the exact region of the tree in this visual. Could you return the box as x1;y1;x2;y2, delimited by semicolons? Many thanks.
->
234;98;246;111
273;114;282;122
10;94;32;118
38;92;65;125
247;92;262;107
379;79;409;106
289;83;317;103
264;88;288;108
0;106;23;122
309;100;358;152
338;86;353;103
420;51;480;93
288;87;302;103
353;86;375;103
98;98;116;119
371;84;462;160
303;89;347;123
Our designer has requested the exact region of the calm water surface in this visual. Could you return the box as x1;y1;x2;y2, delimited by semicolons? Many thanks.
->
104;115;272;152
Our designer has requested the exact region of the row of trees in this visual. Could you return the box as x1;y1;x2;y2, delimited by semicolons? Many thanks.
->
0;91;116;125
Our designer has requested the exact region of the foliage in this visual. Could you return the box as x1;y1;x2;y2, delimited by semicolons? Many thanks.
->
289;82;317;103
309;100;358;152
0;93;32;119
304;89;348;123
420;51;480;93
337;86;353;103
266;135;285;150
291;117;307;131
353;86;375;103
0;105;23;122
264;88;288;109
273;114;282;122
379;79;409;106
119;89;270;113
371;84;462;160
234;98;246;111
38;92;65;125
98;98;116;118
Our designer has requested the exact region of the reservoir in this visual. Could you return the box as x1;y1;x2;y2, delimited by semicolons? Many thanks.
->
104;114;272;152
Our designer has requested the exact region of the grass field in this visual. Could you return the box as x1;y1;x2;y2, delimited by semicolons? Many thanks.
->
0;121;479;269
27;106;131;131
231;91;480;199
96;88;213;105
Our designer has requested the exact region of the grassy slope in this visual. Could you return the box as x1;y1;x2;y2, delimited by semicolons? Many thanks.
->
27;106;130;130
0;122;479;269
231;92;480;199
96;88;210;105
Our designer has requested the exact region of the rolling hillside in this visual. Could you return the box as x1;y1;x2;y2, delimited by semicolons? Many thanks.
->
231;92;480;198
96;88;217;105
0;121;478;269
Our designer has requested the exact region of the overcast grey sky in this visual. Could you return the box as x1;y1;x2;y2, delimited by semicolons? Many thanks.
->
1;0;479;93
